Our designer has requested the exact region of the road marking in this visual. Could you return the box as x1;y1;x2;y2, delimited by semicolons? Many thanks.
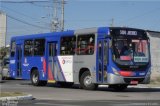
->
97;101;159;106
99;85;160;89
35;102;81;106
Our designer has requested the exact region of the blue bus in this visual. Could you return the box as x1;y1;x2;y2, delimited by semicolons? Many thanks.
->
9;27;151;91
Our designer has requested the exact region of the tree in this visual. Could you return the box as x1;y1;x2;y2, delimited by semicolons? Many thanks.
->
0;47;9;60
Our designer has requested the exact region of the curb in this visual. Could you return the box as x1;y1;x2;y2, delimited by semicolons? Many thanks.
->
0;94;33;101
99;85;160;88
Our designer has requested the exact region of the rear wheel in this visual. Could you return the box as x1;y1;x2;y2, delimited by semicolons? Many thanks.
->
109;84;128;91
80;71;97;90
31;70;47;86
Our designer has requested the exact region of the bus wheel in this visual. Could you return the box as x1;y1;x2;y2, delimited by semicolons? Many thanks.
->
80;71;97;90
109;84;128;91
31;70;47;86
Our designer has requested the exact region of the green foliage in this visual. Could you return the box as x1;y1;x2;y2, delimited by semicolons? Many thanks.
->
0;47;9;60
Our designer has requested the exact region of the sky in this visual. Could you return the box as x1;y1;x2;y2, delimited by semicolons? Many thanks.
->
0;0;160;44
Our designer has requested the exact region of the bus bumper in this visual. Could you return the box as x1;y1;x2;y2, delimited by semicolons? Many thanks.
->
107;73;150;84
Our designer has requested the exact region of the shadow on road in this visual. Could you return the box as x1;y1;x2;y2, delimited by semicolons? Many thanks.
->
47;83;160;93
3;79;160;93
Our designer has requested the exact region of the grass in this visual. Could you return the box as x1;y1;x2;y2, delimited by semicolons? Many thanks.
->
0;92;26;97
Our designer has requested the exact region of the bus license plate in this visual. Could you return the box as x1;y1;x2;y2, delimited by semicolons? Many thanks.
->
130;81;138;85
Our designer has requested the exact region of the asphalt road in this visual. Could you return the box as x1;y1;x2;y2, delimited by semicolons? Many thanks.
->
1;80;160;106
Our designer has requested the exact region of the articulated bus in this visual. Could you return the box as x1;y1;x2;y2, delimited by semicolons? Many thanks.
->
9;27;151;91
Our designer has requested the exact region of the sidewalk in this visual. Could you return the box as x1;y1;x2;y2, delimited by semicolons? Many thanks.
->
0;92;33;101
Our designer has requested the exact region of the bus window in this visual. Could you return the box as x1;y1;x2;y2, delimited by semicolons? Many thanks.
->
77;34;95;55
60;36;76;55
24;40;34;56
34;39;45;56
10;41;16;57
104;40;108;65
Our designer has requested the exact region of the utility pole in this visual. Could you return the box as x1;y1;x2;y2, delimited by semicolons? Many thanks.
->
51;0;59;32
61;0;64;31
1;0;66;32
51;0;66;32
110;18;114;27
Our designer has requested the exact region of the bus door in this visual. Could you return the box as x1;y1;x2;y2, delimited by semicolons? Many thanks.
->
47;42;57;83
16;44;22;78
97;39;108;83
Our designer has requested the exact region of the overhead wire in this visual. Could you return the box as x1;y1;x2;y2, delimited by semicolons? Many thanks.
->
7;14;49;29
0;0;50;3
0;0;52;30
2;5;50;25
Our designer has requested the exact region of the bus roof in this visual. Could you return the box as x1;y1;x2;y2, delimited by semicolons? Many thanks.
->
11;30;74;41
11;26;147;41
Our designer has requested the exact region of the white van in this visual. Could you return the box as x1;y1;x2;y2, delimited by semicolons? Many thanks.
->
1;58;10;79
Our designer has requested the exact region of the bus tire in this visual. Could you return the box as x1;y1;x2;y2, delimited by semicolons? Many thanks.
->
80;71;97;90
109;84;128;91
31;70;47;86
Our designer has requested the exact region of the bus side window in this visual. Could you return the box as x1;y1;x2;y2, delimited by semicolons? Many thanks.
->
77;34;95;55
60;36;76;55
24;40;34;56
10;41;16;57
34;39;45;56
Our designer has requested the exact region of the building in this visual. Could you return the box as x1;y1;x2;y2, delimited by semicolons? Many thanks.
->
147;31;160;80
0;11;7;48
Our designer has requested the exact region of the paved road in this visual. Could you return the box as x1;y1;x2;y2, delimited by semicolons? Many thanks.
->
1;80;160;105
1;99;160;106
15;100;160;106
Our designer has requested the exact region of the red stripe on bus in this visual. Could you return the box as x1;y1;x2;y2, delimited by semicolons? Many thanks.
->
48;64;54;80
43;57;47;74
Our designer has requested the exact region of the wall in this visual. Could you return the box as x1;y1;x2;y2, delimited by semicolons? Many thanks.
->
0;11;7;48
147;31;160;79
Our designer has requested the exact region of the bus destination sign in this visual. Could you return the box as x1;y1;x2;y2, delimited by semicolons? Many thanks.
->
110;28;147;38
120;30;137;36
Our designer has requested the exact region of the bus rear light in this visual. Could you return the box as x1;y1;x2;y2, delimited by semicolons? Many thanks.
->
119;71;134;77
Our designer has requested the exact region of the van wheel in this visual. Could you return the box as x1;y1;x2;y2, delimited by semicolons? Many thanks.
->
31;70;47;86
80;71;97;90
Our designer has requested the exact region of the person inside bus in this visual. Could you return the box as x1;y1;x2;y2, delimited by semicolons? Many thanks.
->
120;45;129;56
114;45;120;58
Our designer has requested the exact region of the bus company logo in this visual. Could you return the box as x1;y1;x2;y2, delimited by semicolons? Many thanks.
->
61;57;72;59
61;59;72;64
24;58;27;63
23;58;29;66
62;59;65;64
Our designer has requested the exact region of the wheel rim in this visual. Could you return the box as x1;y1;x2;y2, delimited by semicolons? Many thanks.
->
84;75;92;87
32;74;38;83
